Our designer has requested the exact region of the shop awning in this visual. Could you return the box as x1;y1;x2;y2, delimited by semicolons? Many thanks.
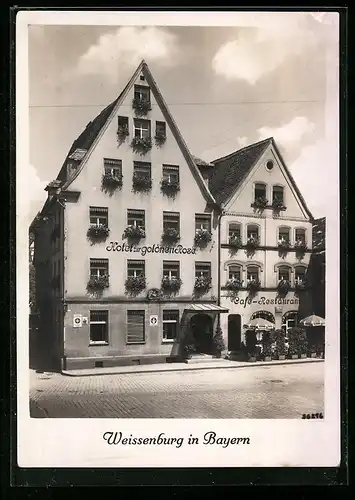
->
184;304;229;313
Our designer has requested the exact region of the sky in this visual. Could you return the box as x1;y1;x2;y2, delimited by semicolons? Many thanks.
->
27;12;339;222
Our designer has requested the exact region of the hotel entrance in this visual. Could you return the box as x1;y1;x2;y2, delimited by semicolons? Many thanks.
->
190;313;213;354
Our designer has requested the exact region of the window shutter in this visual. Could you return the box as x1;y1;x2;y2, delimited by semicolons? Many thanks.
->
127;311;145;343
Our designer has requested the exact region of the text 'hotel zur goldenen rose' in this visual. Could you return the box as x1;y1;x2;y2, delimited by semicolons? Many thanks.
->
30;60;322;371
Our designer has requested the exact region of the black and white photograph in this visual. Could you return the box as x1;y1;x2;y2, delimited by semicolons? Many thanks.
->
17;10;340;467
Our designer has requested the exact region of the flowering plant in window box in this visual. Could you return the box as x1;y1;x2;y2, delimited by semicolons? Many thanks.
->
87;224;110;241
252;196;268;209
132;97;151;116
130;136;152;156
162;227;180;243
246;279;261;292
272;198;286;210
117;124;129;144
160;177;180;196
194;276;212;292
228;235;242;249
246;236;259;249
277;279;291;296
102;172;123;190
155;130;167;147
132;172;152;192
194;229;212;247
225;278;243;291
87;275;109;291
123;225;146;240
295;279;307;291
161;276;182;292
278;239;290;251
294;240;307;251
125;275;146;293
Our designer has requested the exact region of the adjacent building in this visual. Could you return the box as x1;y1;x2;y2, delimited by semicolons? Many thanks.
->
207;138;314;352
32;60;227;370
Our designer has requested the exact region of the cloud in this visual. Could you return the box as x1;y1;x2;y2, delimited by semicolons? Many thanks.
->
75;26;178;80
212;13;319;84
257;116;316;146
236;136;249;148
289;139;335;218
18;164;48;225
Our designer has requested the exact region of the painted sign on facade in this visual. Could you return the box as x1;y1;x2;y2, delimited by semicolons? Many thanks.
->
106;242;198;256
232;295;299;308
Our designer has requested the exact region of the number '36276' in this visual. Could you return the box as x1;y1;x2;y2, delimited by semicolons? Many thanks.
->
302;413;324;419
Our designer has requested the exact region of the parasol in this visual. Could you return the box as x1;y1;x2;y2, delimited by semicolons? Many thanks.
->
244;318;275;330
299;314;325;327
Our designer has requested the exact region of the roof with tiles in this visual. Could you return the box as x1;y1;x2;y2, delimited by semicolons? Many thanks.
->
208;138;272;205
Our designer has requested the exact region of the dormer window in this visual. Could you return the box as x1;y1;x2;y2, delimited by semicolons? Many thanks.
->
272;186;286;210
253;183;268;209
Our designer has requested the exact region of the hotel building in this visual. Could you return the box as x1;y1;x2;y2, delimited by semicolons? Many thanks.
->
207;138;314;352
31;61;227;370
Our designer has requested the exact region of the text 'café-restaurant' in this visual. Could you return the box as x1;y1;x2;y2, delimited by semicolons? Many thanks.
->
31;61;315;370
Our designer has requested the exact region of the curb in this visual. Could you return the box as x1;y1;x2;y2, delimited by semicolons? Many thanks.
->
61;358;324;378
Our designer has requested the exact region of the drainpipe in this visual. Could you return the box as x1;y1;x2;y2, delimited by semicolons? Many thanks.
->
216;208;223;330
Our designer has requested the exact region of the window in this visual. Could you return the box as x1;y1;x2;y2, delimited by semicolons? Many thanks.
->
282;311;298;336
266;160;274;171
162;165;179;183
90;259;109;278
163;212;180;231
134;84;150;104
90;310;109;344
127;310;145;344
134;118;150;138
140;75;145;81
156;121;166;136
278;266;291;282
278;227;290;242
273;185;284;202
247;266;259;281
127;209;145;228
195;214;211;233
228;223;241;239
295;266;306;284
295;228;306;243
163;261;180;279
104;158;122;177
90;207;108;227
254;183;266;200
163;310;179;341
127;260;145;278
228;265;241;281
247;224;259;240
133;161;151;179
195;262;211;278
118;116;128;129
251;310;275;323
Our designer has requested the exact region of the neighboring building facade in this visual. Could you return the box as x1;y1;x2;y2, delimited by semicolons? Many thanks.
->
33;61;226;370
208;138;314;352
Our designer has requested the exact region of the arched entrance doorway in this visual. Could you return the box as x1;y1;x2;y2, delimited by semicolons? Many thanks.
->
190;313;213;354
228;314;241;351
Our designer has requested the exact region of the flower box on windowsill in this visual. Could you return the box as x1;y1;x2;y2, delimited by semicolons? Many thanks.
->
102;173;123;190
277;279;291;295
87;224;110;241
125;275;146;294
194;276;212;292
132;172;152;192
294;240;308;253
278;240;291;252
246;279;261;292
194;229;212;247
295;281;307;291
246;237;259;250
155;131;167;148
132;97;151;116
161;277;182;293
123;225;146;240
130;136;152;156
228;235;242;249
225;279;243;291
87;275;109;291
162;227;180;244
160;178;180;196
251;197;268;210
272;199;287;211
117;125;129;144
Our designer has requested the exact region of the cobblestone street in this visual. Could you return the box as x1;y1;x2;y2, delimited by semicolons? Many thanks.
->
29;362;324;419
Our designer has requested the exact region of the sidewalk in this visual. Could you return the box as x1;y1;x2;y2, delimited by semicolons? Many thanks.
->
62;357;324;377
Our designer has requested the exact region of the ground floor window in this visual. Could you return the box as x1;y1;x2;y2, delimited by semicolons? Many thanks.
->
90;310;109;344
162;310;179;341
127;310;145;344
